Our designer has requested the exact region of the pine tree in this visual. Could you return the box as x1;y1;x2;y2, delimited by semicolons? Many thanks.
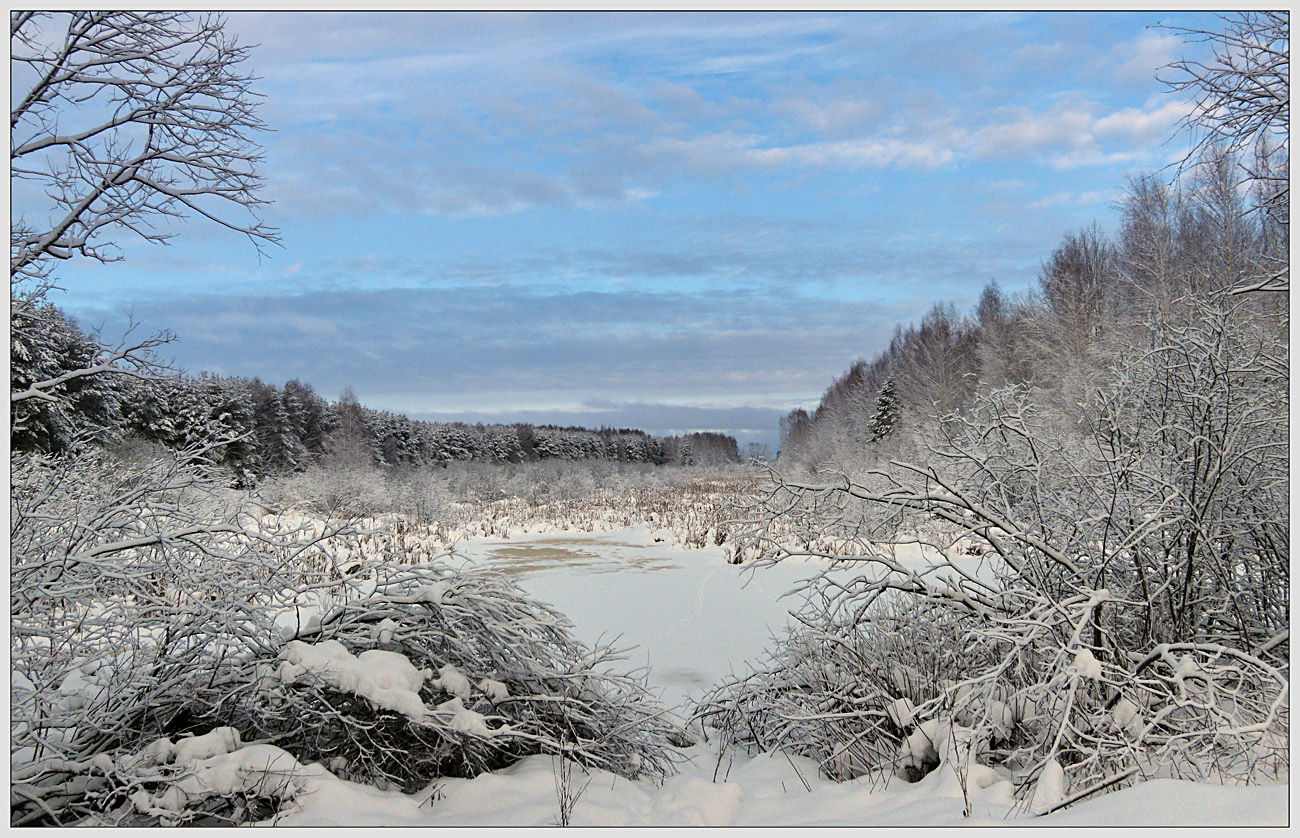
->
867;378;900;442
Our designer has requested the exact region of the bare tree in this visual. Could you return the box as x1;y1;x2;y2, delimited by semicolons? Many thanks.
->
1162;12;1289;291
10;12;277;442
893;303;978;417
10;11;278;283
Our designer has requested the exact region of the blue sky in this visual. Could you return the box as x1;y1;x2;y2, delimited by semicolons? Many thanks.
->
36;11;1219;450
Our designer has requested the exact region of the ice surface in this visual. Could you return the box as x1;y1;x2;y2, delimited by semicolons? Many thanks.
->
452;526;821;710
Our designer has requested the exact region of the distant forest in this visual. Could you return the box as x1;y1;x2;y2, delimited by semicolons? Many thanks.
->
778;154;1287;468
10;304;740;482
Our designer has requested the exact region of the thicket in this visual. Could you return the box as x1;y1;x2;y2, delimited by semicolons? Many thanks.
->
10;443;681;825
258;458;754;555
706;12;1289;813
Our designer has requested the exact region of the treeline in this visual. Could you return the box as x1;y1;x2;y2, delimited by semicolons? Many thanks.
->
10;301;739;480
779;153;1288;465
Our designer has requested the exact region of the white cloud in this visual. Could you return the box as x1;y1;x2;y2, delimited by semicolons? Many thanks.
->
1047;147;1146;171
1029;191;1072;210
645;129;957;175
971;104;1094;158
1108;32;1184;84
1092;100;1188;144
968;95;1190;170
774;95;883;138
1077;190;1113;205
748;137;955;170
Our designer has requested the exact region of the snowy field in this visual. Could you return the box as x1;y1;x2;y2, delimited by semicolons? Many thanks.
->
263;525;1286;827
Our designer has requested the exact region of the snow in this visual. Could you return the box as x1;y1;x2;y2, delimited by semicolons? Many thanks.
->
277;639;431;722
34;523;1288;827
370;617;398;645
451;526;818;710
895;718;945;780
429;663;471;700
137;743;324;818
11;669;36;693
414;580;451;605
1071;647;1104;680
435;696;502;737
1029;757;1065;814
170;727;241;765
478;677;509;701
1110;696;1144;738
886;696;917;728
254;733;1287;827
1036;778;1288;826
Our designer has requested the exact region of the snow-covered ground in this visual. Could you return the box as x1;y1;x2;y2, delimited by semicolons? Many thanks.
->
270;739;1288;827
251;524;1284;826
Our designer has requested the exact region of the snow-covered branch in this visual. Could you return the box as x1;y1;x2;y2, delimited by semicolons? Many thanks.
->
10;11;278;282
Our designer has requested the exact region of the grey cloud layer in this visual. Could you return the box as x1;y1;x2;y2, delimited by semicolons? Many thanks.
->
69;282;917;426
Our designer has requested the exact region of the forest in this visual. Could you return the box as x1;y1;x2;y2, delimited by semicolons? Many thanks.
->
9;10;1288;827
12;307;741;476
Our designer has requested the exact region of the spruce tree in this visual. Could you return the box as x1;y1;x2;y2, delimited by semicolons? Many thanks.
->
867;378;900;442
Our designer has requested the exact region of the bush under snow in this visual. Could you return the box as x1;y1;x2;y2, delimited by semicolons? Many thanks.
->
10;446;679;826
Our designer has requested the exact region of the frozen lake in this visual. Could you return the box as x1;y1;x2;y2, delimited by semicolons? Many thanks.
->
453;526;825;711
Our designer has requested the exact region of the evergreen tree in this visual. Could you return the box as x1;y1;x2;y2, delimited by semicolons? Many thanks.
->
11;296;124;452
867;378;900;442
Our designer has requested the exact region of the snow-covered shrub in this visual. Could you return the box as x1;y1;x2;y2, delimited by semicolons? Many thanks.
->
11;443;678;825
235;562;680;793
381;465;457;526
262;458;753;550
260;461;390;519
695;595;977;782
726;301;1288;807
10;441;356;825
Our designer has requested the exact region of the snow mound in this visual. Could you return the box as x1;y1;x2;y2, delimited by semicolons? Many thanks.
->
132;742;324;820
277;640;432;722
1071;648;1103;681
430;663;471;700
436;696;506;737
172;727;242;765
1029;757;1065;814
478;678;509;701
